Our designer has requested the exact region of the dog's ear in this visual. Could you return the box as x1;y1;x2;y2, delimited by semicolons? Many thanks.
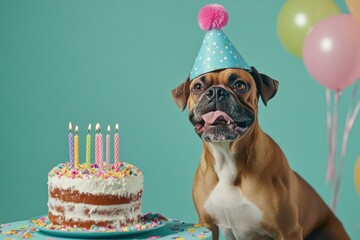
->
250;67;279;106
171;76;191;112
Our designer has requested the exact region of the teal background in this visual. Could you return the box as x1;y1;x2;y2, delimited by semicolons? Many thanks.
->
0;0;359;239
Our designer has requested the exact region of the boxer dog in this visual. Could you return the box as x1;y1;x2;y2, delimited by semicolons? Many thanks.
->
172;67;349;240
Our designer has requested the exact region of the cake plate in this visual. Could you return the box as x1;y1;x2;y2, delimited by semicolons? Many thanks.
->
29;212;168;238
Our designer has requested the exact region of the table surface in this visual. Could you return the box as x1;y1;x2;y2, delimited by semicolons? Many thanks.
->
0;218;212;240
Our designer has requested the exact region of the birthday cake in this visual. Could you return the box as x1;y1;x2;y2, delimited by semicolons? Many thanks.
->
47;162;143;228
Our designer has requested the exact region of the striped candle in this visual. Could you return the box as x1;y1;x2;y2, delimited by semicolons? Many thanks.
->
106;125;110;170
99;130;104;169
95;123;104;169
86;124;91;169
95;123;100;167
114;123;119;169
74;125;79;169
68;122;74;169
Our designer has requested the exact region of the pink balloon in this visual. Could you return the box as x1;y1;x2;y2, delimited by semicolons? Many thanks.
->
303;14;360;91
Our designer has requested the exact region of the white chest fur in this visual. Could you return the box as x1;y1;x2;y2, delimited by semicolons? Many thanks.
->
204;143;267;240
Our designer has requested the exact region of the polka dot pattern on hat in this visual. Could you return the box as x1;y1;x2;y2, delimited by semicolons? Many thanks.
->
190;29;251;80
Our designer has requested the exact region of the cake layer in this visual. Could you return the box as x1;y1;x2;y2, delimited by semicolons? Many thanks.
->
48;211;141;228
49;188;142;205
48;197;141;221
48;174;143;196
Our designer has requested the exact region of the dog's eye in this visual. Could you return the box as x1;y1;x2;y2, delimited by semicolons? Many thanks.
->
234;81;247;92
193;83;204;93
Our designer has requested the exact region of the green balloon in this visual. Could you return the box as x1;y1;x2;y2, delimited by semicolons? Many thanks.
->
277;0;340;58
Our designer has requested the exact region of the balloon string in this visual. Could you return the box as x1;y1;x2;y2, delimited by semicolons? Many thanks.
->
330;90;341;210
333;100;360;210
326;89;333;183
333;81;360;211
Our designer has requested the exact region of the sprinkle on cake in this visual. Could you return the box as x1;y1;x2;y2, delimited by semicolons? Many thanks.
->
48;162;142;179
47;162;144;228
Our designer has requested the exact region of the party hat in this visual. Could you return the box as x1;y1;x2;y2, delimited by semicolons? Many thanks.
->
190;4;251;80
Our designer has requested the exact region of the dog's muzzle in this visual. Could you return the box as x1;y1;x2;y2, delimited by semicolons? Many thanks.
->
190;86;255;143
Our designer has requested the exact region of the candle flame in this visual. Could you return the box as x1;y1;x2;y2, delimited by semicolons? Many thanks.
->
69;122;72;132
107;125;110;134
88;123;91;133
96;123;100;133
115;123;119;133
75;125;78;134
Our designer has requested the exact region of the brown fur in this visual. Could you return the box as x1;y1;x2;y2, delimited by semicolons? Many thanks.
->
172;68;349;240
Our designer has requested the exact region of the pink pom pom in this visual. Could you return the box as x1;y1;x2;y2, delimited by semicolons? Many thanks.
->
198;4;229;31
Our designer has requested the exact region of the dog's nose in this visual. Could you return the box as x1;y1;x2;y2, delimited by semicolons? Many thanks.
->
205;87;229;101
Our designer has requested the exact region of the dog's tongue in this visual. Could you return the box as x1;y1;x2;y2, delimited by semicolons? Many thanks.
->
201;111;233;124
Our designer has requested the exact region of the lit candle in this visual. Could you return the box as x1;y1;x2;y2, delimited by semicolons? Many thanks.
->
106;125;110;170
86;124;91;169
99;125;104;169
95;123;100;167
74;125;79;169
68;122;74;169
114;123;119;170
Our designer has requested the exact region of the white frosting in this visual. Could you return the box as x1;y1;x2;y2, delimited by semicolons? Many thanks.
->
48;197;141;224
48;174;143;196
47;163;144;228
